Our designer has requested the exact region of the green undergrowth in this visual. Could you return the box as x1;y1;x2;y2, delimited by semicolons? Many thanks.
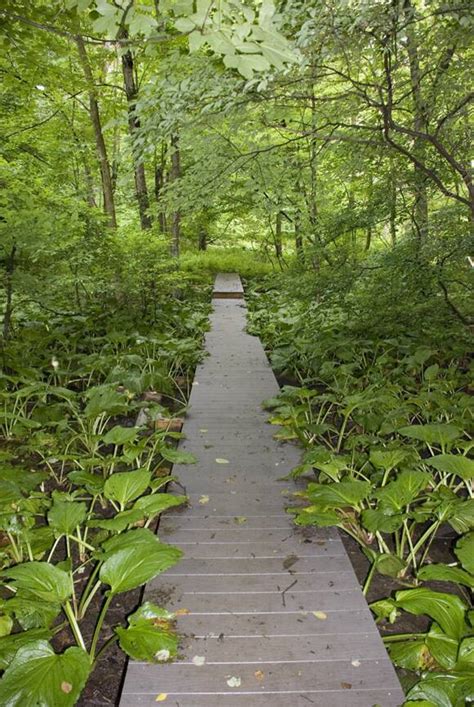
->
247;244;474;706
0;273;211;704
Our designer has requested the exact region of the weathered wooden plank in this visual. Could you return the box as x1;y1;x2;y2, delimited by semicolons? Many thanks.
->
121;690;402;707
145;571;359;594
119;276;404;706
150;588;370;614
122;659;401;693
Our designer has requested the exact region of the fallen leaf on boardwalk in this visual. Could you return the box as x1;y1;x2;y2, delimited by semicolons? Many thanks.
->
192;655;206;666
199;495;210;504
175;608;190;616
226;676;241;688
341;682;352;689
283;554;299;569
351;659;361;667
155;694;168;702
215;458;229;464
199;429;208;433
312;611;327;620
254;670;264;681
155;649;170;662
234;516;247;524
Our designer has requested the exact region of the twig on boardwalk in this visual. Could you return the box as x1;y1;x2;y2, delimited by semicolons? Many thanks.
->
280;579;298;607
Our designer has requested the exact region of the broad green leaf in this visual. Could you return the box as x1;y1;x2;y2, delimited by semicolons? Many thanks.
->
68;470;104;493
160;446;197;464
406;672;474;707
149;475;174;491
84;387;128;418
0;615;13;637
48;499;87;536
458;636;474;667
133;493;186;517
426;624;459;669
455;532;474;574
2;562;72;604
425;454;474;480
102;425;138;446
375;553;406;578
0;629;51;670
1;594;61;630
369;448;411;471
362;508;404;533
370;598;398;624
88;508;145;532
448;499;474;534
395;588;467;639
104;470;151;508
0;640;90;706
388;639;429;670
398;424;462;447
418;564;474;589
305;480;371;508
99;543;183;594
374;470;431;512
96;528;161;561
116;602;178;662
292;507;340;527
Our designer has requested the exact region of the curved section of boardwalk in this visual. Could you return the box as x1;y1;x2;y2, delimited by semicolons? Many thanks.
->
120;274;404;706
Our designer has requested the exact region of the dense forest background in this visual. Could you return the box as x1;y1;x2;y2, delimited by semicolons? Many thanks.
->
0;1;473;705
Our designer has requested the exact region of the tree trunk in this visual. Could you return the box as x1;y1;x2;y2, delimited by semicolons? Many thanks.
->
154;144;167;233
198;228;207;251
295;212;304;261
170;134;181;258
403;0;429;242
275;211;283;260
75;35;116;228
120;37;152;230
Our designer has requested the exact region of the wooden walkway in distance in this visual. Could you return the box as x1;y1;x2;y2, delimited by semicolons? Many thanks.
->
120;273;404;706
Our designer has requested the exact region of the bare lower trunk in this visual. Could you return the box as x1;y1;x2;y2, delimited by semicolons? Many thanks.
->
275;211;283;260
295;213;304;260
121;39;151;230
170;135;181;258
75;35;116;228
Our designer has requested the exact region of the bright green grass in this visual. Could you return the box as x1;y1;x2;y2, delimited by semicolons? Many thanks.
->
180;248;277;279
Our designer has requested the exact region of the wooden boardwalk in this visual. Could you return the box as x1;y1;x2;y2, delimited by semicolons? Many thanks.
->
120;274;404;706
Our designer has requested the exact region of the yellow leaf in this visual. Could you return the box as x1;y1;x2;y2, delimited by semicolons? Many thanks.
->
254;669;264;681
198;495;210;504
155;694;168;702
215;458;229;464
234;516;247;524
312;611;327;620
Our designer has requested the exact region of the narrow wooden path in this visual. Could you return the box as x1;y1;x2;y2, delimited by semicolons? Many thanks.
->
120;274;404;706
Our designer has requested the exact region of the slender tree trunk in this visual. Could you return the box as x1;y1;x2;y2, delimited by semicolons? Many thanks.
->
403;0;429;242
198;228;207;251
295;212;304;261
389;159;397;245
154;144;167;233
275;211;283;259
170;134;181;258
2;245;16;341
120;37;151;230
75;35;116;228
